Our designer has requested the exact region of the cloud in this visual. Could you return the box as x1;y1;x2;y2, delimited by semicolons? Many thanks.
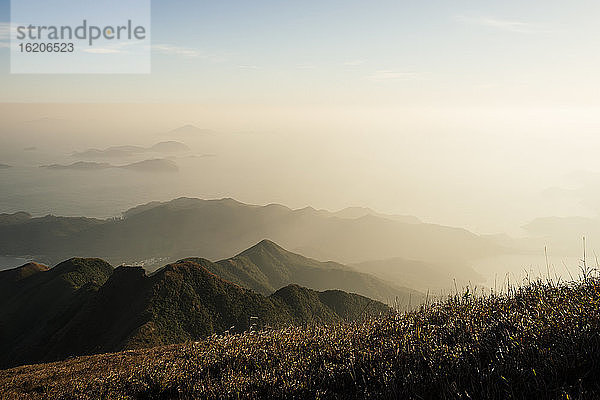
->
82;48;123;54
366;70;423;82
0;22;10;35
152;44;201;57
152;44;224;61
0;22;11;48
81;41;146;55
455;15;543;34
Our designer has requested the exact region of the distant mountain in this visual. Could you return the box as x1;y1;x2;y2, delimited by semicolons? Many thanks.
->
0;214;104;255
333;206;421;224
0;211;31;225
166;124;214;137
41;159;178;173
122;201;163;218
0;255;390;368
73;145;147;159
0;164;12;169
73;141;190;159
43;161;112;170
0;197;499;278
120;158;179;173
184;240;420;304
149;141;191;153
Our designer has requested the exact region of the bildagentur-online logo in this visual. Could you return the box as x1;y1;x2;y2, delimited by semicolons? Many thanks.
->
15;20;147;46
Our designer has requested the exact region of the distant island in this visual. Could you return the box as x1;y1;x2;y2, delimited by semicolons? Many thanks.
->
43;161;112;170
121;158;180;173
41;158;179;173
73;141;191;159
0;164;11;169
165;124;214;137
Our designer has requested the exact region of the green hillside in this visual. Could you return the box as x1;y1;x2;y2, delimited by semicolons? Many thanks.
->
186;239;421;305
0;258;113;368
0;256;390;369
3;278;599;399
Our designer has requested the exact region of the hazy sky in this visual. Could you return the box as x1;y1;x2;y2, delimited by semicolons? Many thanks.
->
1;1;600;236
0;0;599;105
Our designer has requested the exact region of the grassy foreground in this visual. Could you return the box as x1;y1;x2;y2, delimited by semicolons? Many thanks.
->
2;279;600;399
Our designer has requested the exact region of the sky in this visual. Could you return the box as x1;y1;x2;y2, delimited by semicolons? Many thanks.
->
1;1;600;237
0;0;599;105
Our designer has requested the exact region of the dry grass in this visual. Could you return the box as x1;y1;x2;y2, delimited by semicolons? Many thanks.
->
2;278;600;399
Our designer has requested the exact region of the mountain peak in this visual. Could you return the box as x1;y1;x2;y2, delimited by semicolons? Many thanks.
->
166;125;213;137
18;261;49;273
159;260;228;283
0;262;49;283
50;258;113;288
52;257;110;272
149;141;190;153
239;239;286;257
256;238;282;248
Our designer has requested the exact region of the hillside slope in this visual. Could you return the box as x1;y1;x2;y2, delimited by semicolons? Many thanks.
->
2;279;599;399
0;258;113;367
0;257;390;368
186;240;421;305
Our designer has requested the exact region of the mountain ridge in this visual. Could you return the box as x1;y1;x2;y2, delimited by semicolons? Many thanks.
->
182;239;420;305
0;244;392;368
0;197;499;277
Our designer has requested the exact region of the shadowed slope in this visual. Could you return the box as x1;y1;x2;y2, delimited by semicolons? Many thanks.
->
0;257;390;368
3;279;600;399
0;258;113;367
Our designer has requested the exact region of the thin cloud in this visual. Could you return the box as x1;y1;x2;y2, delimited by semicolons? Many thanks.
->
455;15;543;34
82;48;123;54
152;44;224;61
0;22;10;35
366;70;423;82
0;22;11;48
81;41;146;55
